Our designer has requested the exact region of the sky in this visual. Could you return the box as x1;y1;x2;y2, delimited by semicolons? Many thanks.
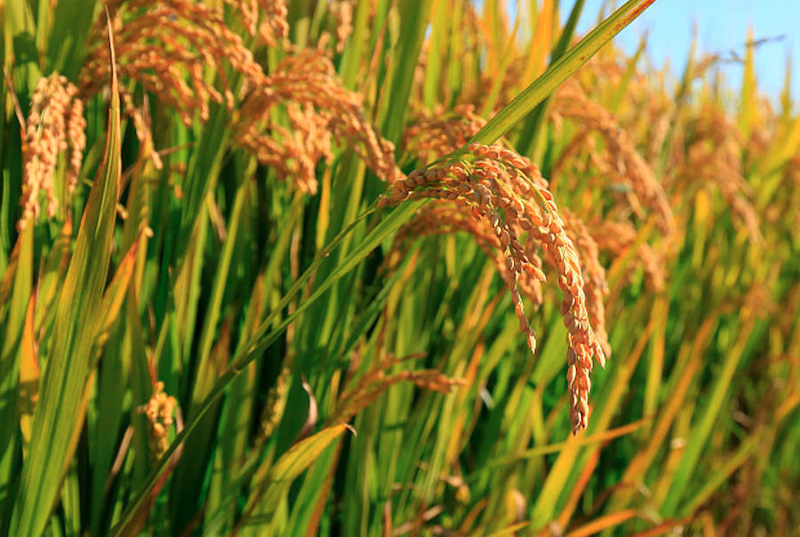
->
566;0;798;104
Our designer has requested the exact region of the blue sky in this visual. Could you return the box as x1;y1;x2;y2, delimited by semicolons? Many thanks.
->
567;0;798;104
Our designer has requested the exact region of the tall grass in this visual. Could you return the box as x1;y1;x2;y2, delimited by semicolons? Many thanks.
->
1;0;799;536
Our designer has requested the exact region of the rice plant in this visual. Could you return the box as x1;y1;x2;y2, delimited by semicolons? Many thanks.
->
1;0;798;536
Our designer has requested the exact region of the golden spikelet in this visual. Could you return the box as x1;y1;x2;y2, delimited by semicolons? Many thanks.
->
402;105;487;165
380;143;608;434
562;209;610;358
65;97;87;194
329;354;464;425
259;366;291;440
81;0;272;125
589;219;666;291
552;80;676;248
681;105;762;243
19;73;85;232
329;0;354;53
140;381;178;459
385;201;545;307
81;0;396;192
262;0;290;45
230;0;289;47
234;48;401;193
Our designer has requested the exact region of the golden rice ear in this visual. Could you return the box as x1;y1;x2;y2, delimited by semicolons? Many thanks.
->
329;0;354;53
562;209;610;359
139;382;179;460
680;106;762;244
380;143;608;433
589;219;667;292
80;0;278;125
329;354;464;426
257;0;290;46
552;80;676;248
65;97;87;195
230;0;288;45
383;201;547;311
402;105;488;164
234;49;401;193
19;73;84;232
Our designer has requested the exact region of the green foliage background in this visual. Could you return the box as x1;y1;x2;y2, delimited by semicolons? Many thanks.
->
1;0;799;536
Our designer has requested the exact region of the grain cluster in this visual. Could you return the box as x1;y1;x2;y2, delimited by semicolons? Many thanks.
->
381;143;608;433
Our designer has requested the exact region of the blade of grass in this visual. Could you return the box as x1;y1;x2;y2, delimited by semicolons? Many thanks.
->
610;33;648;112
171;179;252;526
524;0;556;83
422;0;448;108
530;310;654;528
661;316;758;516
0;224;33;525
516;0;584;157
490;419;646;465
46;0;98;79
681;432;761;517
18;291;38;449
5;0;41;94
480;15;521;118
233;425;353;534
9;12;121;536
603;319;710;516
643;294;668;434
737;27;756;140
379;0;434;144
564;509;639;537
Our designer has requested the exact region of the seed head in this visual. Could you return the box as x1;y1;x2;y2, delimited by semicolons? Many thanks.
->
381;143;609;433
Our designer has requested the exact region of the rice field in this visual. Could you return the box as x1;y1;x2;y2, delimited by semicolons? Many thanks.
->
1;0;799;535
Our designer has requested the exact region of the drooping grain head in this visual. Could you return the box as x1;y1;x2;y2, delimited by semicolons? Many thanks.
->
259;367;291;441
329;0;354;53
680;105;762;243
81;1;398;192
552;80;677;251
81;0;277;129
380;143;608;434
562;209;610;358
402;105;487;165
234;48;401;193
65;98;87;194
588;219;666;292
140;381;178;460
384;202;546;308
19;73;85;232
330;354;464;426
228;0;289;47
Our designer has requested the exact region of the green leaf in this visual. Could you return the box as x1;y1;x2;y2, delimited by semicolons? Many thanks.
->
46;0;99;79
9;14;121;536
239;425;352;533
661;318;757;516
379;0;435;144
0;224;33;527
4;0;41;94
170;180;252;526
